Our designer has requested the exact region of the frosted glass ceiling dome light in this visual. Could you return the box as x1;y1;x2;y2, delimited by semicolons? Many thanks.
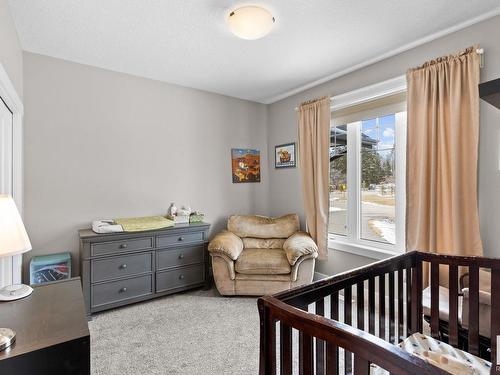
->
227;6;275;40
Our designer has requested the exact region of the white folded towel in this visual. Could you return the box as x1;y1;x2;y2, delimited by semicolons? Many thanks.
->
92;220;124;234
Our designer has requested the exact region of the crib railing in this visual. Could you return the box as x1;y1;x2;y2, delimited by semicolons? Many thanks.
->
258;251;500;375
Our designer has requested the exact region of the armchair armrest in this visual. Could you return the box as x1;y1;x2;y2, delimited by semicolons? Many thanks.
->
462;287;491;306
460;269;491;293
208;230;243;260
283;231;318;266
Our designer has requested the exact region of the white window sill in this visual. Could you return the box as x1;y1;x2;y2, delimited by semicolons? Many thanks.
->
328;238;403;260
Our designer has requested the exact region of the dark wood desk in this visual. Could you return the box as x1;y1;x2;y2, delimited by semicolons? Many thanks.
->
0;278;90;374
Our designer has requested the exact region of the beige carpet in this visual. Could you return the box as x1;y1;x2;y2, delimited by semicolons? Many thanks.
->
89;289;259;375
89;287;418;374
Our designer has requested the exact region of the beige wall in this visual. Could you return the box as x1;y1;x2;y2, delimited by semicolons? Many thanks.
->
267;16;500;275
23;52;269;279
0;0;22;98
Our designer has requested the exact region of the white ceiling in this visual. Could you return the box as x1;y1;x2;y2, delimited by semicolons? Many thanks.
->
8;0;500;103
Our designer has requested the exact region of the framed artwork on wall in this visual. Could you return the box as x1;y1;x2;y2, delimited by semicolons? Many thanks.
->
231;148;261;183
275;142;296;168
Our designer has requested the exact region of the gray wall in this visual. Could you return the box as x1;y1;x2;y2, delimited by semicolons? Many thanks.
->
23;52;269;279
20;15;500;280
0;0;22;98
267;16;500;275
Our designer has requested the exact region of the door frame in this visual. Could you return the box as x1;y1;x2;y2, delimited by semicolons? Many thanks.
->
0;62;24;284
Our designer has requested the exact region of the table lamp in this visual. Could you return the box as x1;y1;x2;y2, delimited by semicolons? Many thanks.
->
0;195;32;351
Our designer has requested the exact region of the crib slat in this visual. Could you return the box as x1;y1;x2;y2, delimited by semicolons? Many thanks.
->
405;266;412;337
266;315;277;374
331;291;339;320
379;274;386;340
345;286;352;325
316;299;325;375
448;265;459;347
259;304;275;375
411;261;423;334
316;298;325;316
280;322;292;375
369;277;375;335
299;332;313;375
344;286;352;374
353;354;370;375
325;341;338;375
357;281;364;330
329;292;339;375
491;268;500;372
430;261;440;338
389;272;395;343
467;265;480;356
398;269;404;342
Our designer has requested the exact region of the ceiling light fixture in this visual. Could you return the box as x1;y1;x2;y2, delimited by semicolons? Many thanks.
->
227;5;275;40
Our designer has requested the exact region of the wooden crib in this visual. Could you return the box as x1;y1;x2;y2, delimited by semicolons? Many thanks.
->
258;251;500;374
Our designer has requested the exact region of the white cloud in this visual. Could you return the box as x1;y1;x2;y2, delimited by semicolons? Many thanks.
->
383;128;394;137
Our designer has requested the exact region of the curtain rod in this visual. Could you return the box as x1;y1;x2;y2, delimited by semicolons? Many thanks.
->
294;48;485;112
477;48;485;68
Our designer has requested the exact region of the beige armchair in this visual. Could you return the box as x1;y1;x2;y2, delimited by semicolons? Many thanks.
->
208;214;318;296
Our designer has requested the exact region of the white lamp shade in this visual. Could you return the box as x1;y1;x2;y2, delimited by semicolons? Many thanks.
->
0;195;31;257
227;6;275;40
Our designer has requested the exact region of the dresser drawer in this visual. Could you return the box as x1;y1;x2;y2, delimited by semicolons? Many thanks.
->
156;232;203;248
156;245;204;271
91;252;153;283
91;275;153;308
91;237;154;256
156;264;204;293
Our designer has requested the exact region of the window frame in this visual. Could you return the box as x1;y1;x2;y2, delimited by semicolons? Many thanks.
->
0;62;24;285
328;76;407;258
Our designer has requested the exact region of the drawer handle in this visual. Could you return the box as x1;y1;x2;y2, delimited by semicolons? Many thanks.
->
178;254;184;259
179;274;185;280
120;264;128;269
119;287;128;293
178;237;184;241
119;243;128;249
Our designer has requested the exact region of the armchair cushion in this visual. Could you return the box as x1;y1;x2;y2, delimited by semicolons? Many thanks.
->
283;231;318;266
235;248;291;275
208;230;243;260
242;238;285;249
228;214;299;239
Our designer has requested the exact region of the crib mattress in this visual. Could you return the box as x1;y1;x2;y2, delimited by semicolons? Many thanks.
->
422;285;463;323
371;332;491;375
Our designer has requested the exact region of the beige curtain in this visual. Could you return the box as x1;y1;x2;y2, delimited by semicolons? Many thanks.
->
298;96;330;259
406;46;483;257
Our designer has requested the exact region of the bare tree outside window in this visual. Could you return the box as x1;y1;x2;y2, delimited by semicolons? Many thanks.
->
360;115;396;244
329;125;347;236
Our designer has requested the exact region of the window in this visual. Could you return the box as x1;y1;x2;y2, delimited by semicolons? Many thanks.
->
360;114;396;244
328;81;406;255
329;124;347;236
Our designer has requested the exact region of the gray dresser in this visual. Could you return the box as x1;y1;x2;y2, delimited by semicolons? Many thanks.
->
79;222;210;316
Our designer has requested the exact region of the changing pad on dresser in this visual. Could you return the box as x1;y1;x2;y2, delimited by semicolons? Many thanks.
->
114;216;175;232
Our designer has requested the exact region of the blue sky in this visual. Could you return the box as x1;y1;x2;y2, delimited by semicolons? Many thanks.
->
362;114;395;150
232;148;260;156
